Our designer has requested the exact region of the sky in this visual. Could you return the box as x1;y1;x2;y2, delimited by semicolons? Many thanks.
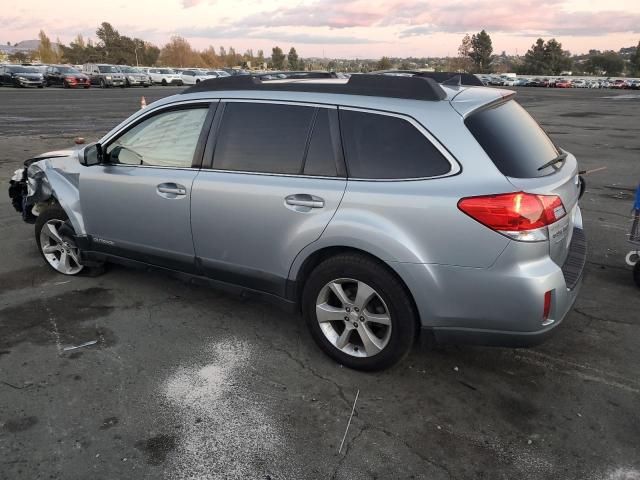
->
2;0;640;58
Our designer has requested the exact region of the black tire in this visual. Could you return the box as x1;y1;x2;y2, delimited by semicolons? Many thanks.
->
100;79;106;88
62;81;68;89
161;78;167;86
634;262;640;288
35;206;104;276
302;253;417;371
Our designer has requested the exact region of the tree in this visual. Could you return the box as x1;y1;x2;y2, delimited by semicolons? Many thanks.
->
520;38;548;75
469;30;493;73
586;51;625;76
37;30;60;63
159;36;200;67
544;39;572;74
450;33;473;72
287;47;299;70
271;46;286;69
630;40;640;76
256;49;265;67
376;56;392;70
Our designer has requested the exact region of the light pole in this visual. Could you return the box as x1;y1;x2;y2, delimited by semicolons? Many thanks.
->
134;45;140;67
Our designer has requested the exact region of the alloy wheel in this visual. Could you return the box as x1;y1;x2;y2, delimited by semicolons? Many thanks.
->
39;220;83;275
315;278;392;357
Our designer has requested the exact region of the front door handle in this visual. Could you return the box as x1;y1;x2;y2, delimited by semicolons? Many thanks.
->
157;183;187;198
285;194;325;209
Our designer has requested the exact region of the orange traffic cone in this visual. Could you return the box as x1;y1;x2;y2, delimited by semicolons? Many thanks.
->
141;96;147;109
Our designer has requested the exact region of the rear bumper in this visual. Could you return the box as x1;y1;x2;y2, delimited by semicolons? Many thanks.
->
394;227;587;347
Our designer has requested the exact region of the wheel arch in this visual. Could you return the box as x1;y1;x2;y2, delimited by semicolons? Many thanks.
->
289;245;422;329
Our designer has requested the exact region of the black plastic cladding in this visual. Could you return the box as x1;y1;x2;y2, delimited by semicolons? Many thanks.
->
181;74;448;101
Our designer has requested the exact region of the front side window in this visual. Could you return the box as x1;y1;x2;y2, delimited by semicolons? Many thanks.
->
106;107;209;167
213;102;315;174
339;110;452;179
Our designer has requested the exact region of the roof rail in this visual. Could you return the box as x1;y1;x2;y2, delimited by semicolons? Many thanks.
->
372;70;484;87
181;74;447;101
253;71;343;80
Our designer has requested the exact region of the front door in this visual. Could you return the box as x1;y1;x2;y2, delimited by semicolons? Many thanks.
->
81;102;215;272
191;101;347;297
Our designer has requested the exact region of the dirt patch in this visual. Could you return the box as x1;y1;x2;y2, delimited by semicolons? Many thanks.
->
0;265;58;293
0;287;116;350
135;434;178;465
2;416;38;433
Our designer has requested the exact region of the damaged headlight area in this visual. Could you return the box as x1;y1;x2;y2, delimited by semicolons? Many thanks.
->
8;160;55;223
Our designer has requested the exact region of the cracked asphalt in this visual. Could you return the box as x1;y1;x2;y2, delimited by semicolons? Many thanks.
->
1;86;639;480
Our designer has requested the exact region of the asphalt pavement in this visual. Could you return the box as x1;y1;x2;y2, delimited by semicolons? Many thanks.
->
0;85;639;480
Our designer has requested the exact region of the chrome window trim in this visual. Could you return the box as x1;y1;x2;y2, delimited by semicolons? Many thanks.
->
338;106;461;181
101;99;214;146
100;100;213;169
222;98;337;109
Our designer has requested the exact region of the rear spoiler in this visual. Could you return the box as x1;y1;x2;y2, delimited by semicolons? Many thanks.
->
372;70;484;87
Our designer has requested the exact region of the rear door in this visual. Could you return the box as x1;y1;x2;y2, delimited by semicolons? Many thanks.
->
464;99;582;266
81;101;216;271
191;100;347;297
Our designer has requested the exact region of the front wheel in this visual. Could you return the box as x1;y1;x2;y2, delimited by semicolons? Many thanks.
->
35;207;84;275
634;262;640;288
161;78;167;86
302;253;417;371
100;79;106;88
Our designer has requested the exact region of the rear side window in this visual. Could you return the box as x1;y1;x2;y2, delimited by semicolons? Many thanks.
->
465;100;560;178
303;108;340;177
213;103;315;174
339;110;451;179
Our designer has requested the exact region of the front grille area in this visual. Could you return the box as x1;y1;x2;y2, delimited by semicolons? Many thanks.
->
562;228;587;290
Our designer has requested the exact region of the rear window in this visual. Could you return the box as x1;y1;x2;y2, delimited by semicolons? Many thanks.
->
465;100;560;178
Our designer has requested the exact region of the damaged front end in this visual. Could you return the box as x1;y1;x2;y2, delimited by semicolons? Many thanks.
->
8;150;86;234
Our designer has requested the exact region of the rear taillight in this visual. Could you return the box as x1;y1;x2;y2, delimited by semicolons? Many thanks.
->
458;192;566;242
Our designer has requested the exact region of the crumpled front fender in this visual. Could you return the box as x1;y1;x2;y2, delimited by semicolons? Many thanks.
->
24;150;87;235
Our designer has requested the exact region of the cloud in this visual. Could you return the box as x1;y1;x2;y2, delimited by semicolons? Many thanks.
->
176;25;371;44
227;0;640;36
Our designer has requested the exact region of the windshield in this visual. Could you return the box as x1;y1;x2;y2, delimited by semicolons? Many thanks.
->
59;66;80;74
159;69;175;74
8;67;39;73
465;100;560;178
98;65;118;73
119;67;136;73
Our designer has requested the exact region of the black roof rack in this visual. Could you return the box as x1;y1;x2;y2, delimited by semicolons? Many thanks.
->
372;70;484;87
181;74;447;101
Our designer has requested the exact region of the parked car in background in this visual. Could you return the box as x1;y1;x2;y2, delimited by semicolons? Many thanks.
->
146;68;183;86
44;65;90;88
118;66;152;87
513;78;528;86
206;70;232;78
0;65;45;88
555;79;572;88
82;64;125;88
628;80;640;90
179;70;217;85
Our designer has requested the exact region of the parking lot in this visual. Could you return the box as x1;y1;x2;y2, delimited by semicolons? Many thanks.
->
1;86;639;480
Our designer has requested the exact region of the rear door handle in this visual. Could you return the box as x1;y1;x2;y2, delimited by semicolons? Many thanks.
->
157;183;187;197
285;194;325;209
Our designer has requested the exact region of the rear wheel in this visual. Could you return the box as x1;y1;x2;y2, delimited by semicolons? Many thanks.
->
634;262;640;288
161;78;167;86
302;253;417;371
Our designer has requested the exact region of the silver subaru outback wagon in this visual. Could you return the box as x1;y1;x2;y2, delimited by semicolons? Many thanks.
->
8;74;586;371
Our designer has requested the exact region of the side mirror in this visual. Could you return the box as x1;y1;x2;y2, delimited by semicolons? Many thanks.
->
81;143;104;166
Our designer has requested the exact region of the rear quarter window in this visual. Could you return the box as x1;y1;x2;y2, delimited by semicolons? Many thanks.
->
339;110;451;179
465;100;560;178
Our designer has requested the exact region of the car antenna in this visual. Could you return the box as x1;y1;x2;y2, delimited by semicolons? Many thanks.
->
442;75;462;87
